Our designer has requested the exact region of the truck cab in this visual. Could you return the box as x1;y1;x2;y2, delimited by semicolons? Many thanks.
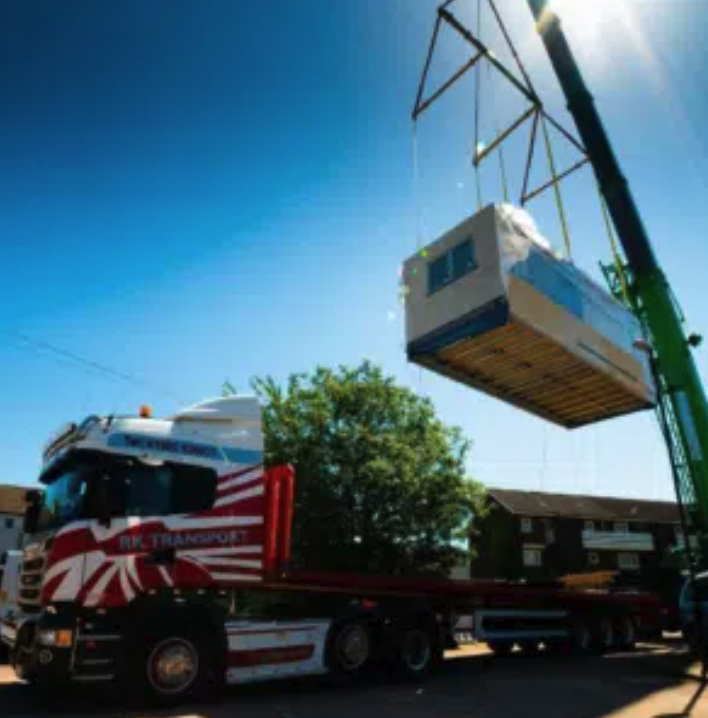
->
0;396;289;695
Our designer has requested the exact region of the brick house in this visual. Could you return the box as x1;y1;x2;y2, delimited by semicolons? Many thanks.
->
0;485;26;554
471;489;685;595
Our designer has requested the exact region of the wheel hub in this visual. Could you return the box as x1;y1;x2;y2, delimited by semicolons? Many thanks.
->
150;639;198;693
338;627;370;671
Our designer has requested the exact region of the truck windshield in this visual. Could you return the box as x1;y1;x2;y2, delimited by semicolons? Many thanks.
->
37;464;94;533
35;451;218;532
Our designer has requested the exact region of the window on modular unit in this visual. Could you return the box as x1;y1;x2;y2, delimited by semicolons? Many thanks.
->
452;238;477;279
614;522;629;534
617;553;640;571
523;548;542;567
521;517;533;534
428;254;451;295
584;520;595;533
588;551;599;566
427;237;477;295
4;518;14;530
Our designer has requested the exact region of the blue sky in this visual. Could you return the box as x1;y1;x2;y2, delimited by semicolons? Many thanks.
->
1;0;707;502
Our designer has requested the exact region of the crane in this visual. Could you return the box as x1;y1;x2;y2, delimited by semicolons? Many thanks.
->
525;0;708;570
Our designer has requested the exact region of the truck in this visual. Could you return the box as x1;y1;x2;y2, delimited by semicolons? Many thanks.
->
0;397;664;704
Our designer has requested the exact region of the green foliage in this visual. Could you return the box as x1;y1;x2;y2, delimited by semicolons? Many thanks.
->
253;361;485;576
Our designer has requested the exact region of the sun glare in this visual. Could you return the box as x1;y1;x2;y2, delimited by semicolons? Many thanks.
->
549;0;620;44
545;0;666;85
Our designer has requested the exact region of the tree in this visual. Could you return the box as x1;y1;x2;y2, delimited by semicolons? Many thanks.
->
253;361;485;576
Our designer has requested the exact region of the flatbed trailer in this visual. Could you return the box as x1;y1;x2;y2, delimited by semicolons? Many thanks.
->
271;568;662;650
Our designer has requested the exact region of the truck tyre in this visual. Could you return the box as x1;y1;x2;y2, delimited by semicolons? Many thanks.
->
614;616;637;651
396;624;437;681
569;618;593;655
488;641;513;657
596;618;615;653
327;620;372;679
131;627;216;706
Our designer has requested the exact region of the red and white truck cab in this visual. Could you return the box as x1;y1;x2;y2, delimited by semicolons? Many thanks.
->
0;397;337;700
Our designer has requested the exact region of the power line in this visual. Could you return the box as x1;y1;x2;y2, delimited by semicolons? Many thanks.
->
2;329;184;402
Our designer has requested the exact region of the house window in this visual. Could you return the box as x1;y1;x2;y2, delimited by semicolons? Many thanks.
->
523;548;542;567
618;553;640;571
588;551;599;566
4;518;13;530
614;522;629;534
521;517;533;534
674;524;685;544
427;237;477;295
584;520;595;533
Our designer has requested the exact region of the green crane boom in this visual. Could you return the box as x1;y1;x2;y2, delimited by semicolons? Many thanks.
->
526;0;708;563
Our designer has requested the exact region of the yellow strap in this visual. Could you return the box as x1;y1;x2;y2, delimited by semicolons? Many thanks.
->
598;187;631;304
541;116;572;260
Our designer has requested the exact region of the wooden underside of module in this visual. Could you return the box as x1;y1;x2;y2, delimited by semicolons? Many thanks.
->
414;320;653;429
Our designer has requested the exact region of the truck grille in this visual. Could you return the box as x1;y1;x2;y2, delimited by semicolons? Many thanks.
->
18;548;47;612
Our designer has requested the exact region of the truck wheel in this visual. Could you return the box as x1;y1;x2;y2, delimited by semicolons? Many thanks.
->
614;616;636;651
596;618;615;653
133;629;214;705
396;625;436;681
488;641;513;657
328;620;372;678
570;619;593;655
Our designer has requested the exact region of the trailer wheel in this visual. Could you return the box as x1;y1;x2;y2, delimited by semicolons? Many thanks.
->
569;619;593;655
396;625;436;681
328;620;372;678
597;618;615;653
614;616;637;652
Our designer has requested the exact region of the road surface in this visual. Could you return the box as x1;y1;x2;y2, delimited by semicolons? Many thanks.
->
0;643;705;718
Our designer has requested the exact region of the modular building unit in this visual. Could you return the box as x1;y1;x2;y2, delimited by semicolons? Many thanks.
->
404;204;656;428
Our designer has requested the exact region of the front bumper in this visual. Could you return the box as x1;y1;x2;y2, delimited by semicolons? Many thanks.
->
2;614;75;684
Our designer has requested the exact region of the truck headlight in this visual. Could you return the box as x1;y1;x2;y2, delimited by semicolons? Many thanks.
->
38;629;73;648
